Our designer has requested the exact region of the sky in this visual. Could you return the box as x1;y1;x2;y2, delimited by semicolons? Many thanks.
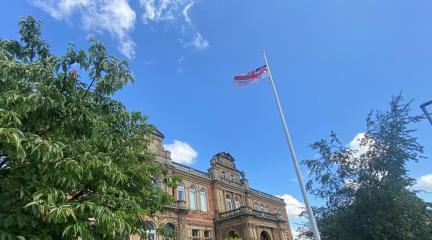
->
1;0;432;238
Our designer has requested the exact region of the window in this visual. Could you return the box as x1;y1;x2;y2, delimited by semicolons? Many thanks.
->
255;202;260;210
177;182;185;201
260;203;265;212
235;196;241;209
225;194;233;211
163;223;175;240
204;230;212;240
142;221;156;240
230;173;235;181
192;229;199;240
221;171;226;179
189;185;197;209
200;187;208;212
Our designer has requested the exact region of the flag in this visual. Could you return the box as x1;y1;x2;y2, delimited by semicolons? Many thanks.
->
234;65;268;86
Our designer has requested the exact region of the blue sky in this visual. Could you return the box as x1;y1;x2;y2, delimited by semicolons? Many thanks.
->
2;0;432;237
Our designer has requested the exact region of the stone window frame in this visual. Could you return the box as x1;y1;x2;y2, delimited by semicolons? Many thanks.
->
200;187;208;212
204;230;212;240
177;182;185;202
192;229;200;240
221;171;226;179
189;185;197;210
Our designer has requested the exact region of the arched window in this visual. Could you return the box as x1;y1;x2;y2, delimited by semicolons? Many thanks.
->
225;194;233;211
142;221;156;240
230;173;235;181
177;182;185;201
234;196;241;209
163;223;175;240
221;171;226;179
260;203;265;212
255;202;260;210
189;185;197;209
200;187;208;212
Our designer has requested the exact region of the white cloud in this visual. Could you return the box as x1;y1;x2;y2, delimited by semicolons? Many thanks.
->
30;0;136;58
347;132;370;158
164;140;197;164
139;0;209;50
413;174;432;193
276;194;306;220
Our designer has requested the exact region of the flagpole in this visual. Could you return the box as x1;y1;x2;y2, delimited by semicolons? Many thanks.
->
261;50;321;240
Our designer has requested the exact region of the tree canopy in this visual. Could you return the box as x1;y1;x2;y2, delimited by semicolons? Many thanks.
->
0;16;176;239
300;95;432;240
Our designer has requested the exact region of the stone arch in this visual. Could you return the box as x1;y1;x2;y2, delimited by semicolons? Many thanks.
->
227;230;239;238
260;230;271;240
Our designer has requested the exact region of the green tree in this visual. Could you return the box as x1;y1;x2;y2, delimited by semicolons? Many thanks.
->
0;16;177;239
300;95;432;240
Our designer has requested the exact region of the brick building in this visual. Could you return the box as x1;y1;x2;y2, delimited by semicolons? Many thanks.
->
129;131;293;240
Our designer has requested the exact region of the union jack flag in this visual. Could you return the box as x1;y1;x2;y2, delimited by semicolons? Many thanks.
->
234;65;268;86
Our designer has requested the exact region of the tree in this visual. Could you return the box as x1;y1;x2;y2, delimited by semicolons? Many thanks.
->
0;16;177;239
300;95;432;240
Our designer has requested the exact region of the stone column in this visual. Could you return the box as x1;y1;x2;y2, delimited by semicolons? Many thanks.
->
243;223;255;240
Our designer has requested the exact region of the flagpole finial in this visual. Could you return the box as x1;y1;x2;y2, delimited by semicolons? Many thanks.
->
260;50;265;54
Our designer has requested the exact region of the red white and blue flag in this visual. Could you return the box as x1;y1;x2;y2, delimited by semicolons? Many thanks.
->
234;65;268;86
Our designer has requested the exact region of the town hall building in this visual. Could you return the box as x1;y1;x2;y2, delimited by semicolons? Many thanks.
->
130;130;293;240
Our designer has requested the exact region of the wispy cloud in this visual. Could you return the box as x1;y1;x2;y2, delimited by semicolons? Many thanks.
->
30;0;208;57
182;1;194;24
164;140;198;164
188;32;209;49
30;0;137;58
139;0;209;50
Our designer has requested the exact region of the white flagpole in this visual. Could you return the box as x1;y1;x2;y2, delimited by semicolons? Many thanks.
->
261;50;321;240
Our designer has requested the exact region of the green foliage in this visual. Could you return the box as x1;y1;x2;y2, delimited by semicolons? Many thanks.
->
0;16;176;239
224;237;250;240
300;95;432;240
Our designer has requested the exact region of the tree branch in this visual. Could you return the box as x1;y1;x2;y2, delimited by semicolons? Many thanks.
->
83;77;96;98
70;188;89;201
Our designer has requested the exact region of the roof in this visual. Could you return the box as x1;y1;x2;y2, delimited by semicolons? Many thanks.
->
213;152;236;162
149;124;165;138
